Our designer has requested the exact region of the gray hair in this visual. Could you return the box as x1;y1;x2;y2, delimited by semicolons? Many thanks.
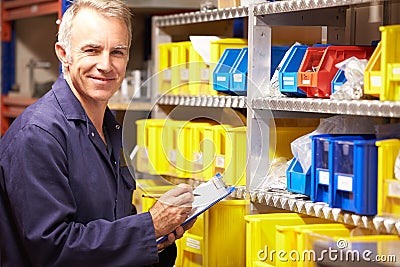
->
57;0;132;73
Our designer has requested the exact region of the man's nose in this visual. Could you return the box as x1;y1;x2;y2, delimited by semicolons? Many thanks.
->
96;52;112;72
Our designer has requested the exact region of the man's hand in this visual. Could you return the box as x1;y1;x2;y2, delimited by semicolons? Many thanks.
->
156;219;197;251
149;184;194;240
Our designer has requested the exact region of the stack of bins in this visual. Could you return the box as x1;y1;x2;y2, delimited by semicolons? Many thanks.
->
376;139;400;218
176;199;248;267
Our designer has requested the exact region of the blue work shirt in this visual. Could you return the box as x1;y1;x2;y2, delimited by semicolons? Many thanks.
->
0;76;163;266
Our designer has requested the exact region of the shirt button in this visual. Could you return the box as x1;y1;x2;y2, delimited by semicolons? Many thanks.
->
114;161;117;165
115;125;120;130
91;132;95;137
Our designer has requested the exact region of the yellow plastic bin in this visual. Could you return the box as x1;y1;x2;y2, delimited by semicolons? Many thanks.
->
193;124;232;181
271;126;316;160
245;213;329;267
189;122;218;180
188;45;216;96
364;42;382;98
171;41;192;95
158;43;173;94
135;119;149;174
295;224;354;267
136;119;170;175
376;139;400;218
303;231;399;266
162;119;184;177
380;25;400;101
177;199;248;267
225;126;247;186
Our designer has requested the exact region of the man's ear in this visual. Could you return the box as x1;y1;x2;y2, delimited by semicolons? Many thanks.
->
55;42;69;68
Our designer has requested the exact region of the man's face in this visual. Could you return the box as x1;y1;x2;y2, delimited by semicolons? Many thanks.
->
66;8;129;104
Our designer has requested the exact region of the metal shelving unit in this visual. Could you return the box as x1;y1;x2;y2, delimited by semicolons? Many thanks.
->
152;0;400;238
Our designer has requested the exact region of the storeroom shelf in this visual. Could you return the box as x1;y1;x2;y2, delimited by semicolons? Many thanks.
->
252;97;400;118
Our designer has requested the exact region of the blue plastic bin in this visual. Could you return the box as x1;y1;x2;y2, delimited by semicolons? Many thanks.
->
213;48;242;92
286;157;311;196
331;69;347;93
270;46;290;78
331;137;378;215
230;48;248;95
279;45;309;97
311;134;336;203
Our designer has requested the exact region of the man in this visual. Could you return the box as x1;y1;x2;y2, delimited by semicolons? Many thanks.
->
0;0;194;266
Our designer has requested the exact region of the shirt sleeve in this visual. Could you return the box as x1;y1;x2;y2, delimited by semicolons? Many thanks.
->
3;124;160;267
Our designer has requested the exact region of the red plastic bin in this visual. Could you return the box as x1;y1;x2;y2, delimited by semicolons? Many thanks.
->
297;46;375;98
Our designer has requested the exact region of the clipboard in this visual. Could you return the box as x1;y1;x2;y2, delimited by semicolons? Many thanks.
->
156;173;236;244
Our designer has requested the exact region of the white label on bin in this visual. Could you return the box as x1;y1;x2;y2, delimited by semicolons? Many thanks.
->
216;155;225;168
337;175;353;192
283;77;295;86
193;152;203;164
302;79;311;85
201;68;210;81
393;68;400;75
233;73;243;83
163;69;171;81
318;171;330;185
388;181;400;197
217;76;226;82
186;237;201;250
169;149;176;162
180;68;189;81
371;76;382;87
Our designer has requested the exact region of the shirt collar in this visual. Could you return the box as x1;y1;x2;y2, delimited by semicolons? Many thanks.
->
52;75;122;135
52;75;87;121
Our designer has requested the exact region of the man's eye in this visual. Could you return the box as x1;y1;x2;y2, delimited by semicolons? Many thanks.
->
112;50;125;56
84;49;97;54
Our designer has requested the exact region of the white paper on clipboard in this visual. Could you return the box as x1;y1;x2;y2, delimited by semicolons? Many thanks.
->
156;173;235;244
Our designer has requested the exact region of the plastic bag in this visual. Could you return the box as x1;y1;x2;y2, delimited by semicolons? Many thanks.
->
330;56;368;100
257;157;289;191
291;115;378;172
